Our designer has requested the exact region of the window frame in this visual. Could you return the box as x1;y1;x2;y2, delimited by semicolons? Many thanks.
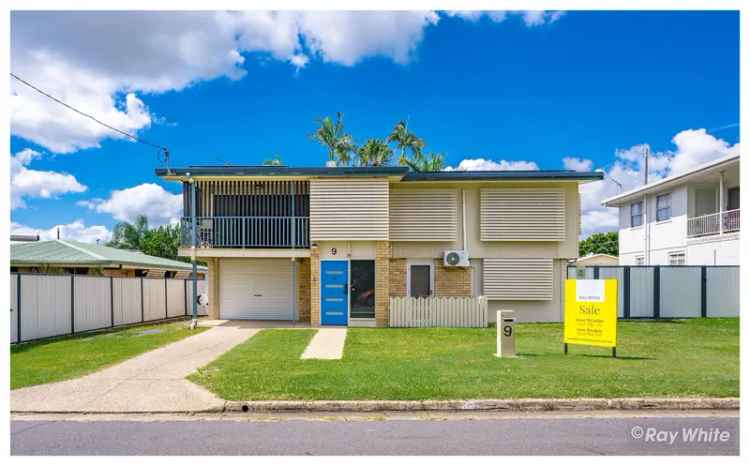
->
406;260;435;298
656;193;672;222
668;251;686;266
630;201;643;227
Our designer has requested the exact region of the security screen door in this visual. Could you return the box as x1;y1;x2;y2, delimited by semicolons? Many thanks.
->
350;260;375;319
410;265;431;297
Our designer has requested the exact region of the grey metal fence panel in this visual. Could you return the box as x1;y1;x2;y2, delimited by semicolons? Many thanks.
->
166;279;186;317
20;275;72;341
706;267;740;317
598;267;625;318
73;276;112;332
660;267;702;318
628;267;655;318
143;278;166;321
11;274;18;343
113;277;142;326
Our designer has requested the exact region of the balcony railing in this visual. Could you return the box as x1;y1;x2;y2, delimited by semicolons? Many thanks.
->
181;216;310;248
687;209;740;237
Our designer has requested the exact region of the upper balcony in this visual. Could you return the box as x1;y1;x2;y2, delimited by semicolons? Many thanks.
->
687;209;740;238
181;179;310;249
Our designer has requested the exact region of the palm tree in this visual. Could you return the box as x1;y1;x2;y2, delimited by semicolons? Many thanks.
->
107;215;149;250
356;138;393;167
387;120;425;167
310;112;355;166
418;152;445;171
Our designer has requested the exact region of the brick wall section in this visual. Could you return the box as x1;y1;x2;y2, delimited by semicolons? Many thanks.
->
434;259;473;297
375;241;391;327
310;245;321;327
208;258;221;319
100;268;137;278
389;258;407;297
296;258;311;323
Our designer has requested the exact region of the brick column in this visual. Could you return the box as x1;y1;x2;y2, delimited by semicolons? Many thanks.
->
375;241;391;327
310;245;321;327
208;258;221;319
389;258;407;297
297;258;311;324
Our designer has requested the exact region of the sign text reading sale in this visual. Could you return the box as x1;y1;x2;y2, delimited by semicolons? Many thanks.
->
564;279;618;349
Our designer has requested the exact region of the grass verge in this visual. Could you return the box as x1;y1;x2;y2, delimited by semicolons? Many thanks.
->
11;320;206;389
189;318;738;400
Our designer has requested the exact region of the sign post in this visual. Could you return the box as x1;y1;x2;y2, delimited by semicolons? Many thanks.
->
563;279;618;357
495;310;516;358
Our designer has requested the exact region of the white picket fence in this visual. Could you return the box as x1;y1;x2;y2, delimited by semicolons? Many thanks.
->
10;273;208;344
389;296;488;328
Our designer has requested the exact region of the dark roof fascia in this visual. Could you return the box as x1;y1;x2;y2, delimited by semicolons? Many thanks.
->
155;166;409;178
401;171;604;182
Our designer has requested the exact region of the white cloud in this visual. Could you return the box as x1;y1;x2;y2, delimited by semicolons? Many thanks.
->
563;157;593;172
11;11;565;153
577;128;740;238
519;11;565;27
444;10;563;26
445;157;540;171
79;183;182;226
11;220;111;244
11;148;87;208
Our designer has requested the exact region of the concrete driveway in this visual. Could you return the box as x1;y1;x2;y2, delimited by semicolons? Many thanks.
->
11;322;260;414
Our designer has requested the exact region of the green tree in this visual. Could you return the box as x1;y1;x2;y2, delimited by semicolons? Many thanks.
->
579;231;619;257
108;215;182;261
355;138;393;167
107;215;149;250
411;152;445;171
387;120;425;167
310;112;355;166
263;156;283;166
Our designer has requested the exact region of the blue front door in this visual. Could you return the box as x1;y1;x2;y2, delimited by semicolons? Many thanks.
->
321;260;349;326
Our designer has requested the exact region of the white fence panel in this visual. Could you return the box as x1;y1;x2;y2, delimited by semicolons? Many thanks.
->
10;274;18;343
389;296;488;328
706;268;740;317
660;267;702;318
20;275;72;341
166;279;186;317
74;276;112;332
113;277;142;326
143;278;167;321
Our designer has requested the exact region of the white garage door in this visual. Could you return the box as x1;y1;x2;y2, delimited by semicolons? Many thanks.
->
220;259;294;320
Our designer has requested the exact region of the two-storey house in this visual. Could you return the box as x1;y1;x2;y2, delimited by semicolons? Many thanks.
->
156;166;602;325
603;153;739;265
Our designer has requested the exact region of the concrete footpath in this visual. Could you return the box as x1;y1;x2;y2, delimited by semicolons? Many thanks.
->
301;328;347;359
11;323;259;413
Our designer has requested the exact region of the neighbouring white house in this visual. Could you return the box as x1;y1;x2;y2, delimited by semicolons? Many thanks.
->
602;153;739;265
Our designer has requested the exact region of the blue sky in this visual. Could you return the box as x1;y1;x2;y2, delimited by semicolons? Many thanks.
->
10;10;740;240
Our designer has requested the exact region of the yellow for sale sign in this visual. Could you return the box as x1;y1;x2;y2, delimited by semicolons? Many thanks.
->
564;279;618;349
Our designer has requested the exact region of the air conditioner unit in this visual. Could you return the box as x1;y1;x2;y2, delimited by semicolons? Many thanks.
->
444;250;470;267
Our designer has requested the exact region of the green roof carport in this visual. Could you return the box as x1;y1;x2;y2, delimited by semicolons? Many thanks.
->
11;240;207;272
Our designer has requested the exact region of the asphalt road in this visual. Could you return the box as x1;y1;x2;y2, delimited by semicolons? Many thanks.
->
11;413;739;455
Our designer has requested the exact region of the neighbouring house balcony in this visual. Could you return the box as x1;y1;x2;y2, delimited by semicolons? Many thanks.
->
181;216;310;249
686;209;740;238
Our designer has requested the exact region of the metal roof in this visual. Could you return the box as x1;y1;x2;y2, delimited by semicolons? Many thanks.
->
402;170;603;182
155;165;603;182
155;166;409;178
11;240;207;271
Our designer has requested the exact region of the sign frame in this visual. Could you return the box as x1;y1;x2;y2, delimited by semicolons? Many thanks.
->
563;279;618;358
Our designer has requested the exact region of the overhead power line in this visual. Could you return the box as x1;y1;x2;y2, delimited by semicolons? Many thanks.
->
10;72;169;162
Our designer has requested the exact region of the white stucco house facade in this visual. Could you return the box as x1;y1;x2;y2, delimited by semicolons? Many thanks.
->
602;153;739;266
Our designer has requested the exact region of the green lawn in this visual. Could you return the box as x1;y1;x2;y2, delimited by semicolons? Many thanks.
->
189;318;739;400
11;320;206;389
